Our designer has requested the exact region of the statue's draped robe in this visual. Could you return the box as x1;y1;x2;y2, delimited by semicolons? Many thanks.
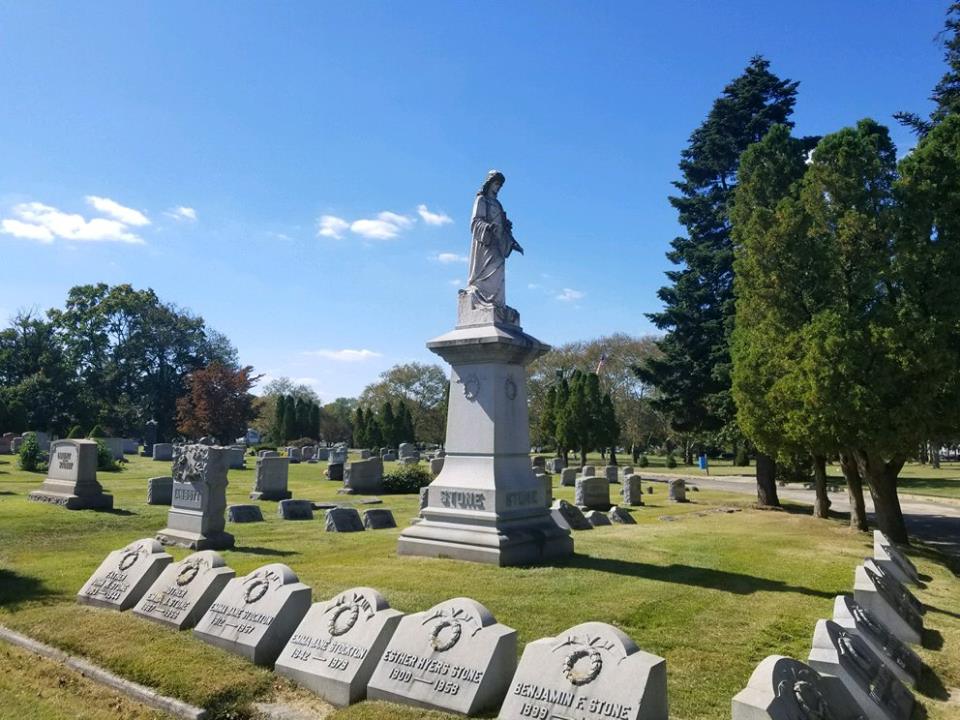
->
467;194;515;307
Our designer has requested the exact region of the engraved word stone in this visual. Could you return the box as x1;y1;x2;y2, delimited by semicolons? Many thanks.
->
832;595;921;689
156;444;234;550
29;439;113;510
251;456;292;501
853;562;924;645
133;550;234;630
77;538;171;610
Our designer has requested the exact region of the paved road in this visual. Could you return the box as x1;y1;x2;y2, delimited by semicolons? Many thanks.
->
650;473;960;559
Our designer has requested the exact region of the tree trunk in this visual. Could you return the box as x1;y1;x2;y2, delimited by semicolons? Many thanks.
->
609;448;618;466
683;439;694;466
812;454;831;519
580;448;587;467
930;442;941;469
839;451;868;532
756;452;780;507
854;450;909;543
918;442;928;464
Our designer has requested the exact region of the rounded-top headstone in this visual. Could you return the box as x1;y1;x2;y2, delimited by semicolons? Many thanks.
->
77;538;172;610
133;550;235;629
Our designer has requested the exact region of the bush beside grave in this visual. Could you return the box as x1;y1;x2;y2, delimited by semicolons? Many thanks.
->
87;424;106;438
638;454;649;467
94;439;119;471
17;433;46;472
382;464;432;494
666;452;677;469
66;425;83;439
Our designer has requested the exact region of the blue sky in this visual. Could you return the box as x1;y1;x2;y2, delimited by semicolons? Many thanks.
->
0;2;947;399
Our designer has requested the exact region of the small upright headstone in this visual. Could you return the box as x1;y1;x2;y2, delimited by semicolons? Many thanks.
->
551;499;593;531
584;509;612;527
251;456;292;501
575;476;610;510
531;455;547;470
622;474;644;506
315;447;330;461
193;563;312;666
77;538;172;610
227;446;246;470
0;431;14;454
382;450;398;462
581;465;596;477
430;456;444;475
832;595;921;689
301;446;315;461
133;550;235;630
103;437;124;461
359;449;371;460
808;619;914;720
259;449;279;458
560;468;577;487
325;507;364;532
287;446;302;464
326;462;345;481
397;442;419;462
668;478;687;503
11;436;23;453
497;622;667;720
228;504;265;523
363;508;397;529
29;439;113;510
603;465;619;484
546;457;566;474
873;531;919;586
146;476;173;505
278;499;314;520
537;471;553;507
156;444;234;550
854;563;923;645
608;505;636;524
343;457;384;494
367;597;517;715
153;443;174;461
122;438;138;454
275;587;405;706
731;655;863;720
328;447;348;465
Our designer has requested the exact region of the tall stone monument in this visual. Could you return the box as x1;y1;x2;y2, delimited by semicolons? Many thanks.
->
156;444;234;550
28;439;113;510
397;171;573;566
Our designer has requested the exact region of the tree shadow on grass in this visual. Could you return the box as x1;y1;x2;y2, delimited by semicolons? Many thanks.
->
922;627;944;651
0;491;16;496
554;554;836;599
233;546;298;558
0;569;55;609
918;662;949;701
100;507;136;516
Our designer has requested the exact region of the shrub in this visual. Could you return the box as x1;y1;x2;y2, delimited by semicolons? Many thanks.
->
95;439;119;471
382;464;432;494
638;454;649;468
665;453;677;469
18;433;46;472
88;424;106;438
289;437;316;448
67;425;83;439
775;454;811;484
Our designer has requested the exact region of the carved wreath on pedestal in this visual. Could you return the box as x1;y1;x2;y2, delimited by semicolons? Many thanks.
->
244;579;270;604
177;562;200;587
551;634;613;686
504;376;517;401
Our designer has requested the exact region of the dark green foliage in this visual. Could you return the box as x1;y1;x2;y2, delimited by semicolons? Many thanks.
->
365;411;383;449
734;446;750;466
381;401;397;447
638;454;649;468
66;425;83;439
666;452;677;469
600;393;620;463
273;395;287;444
638;57;802;438
897;3;960;136
309;404;321;439
17;433;45;472
539;386;558;448
87;424;105;438
353;407;366;448
94;439;118;471
281;402;296;445
382;464;432;494
775;455;812;484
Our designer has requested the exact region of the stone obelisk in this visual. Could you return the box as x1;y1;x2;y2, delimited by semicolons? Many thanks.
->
397;171;573;566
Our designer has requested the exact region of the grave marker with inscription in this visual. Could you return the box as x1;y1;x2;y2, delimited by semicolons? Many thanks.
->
873;531;919;586
363;509;397;529
153;443;174;461
551;499;593;531
326;462;344;481
560;468;577;487
251;456;292;501
29;439;113;510
77;538;172;610
228;504;264;523
278;499;314;520
343;457;384;494
622;474;644;506
147;476;173;505
575;477;610;510
193;563;311;665
832;595;921;689
367;596;517;715
325;507;365;532
854;563;923;645
133;550;234;630
156;444;234;550
275;587;404;706
498;622;667;720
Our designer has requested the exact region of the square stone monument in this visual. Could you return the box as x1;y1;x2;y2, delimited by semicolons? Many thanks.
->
133;550;235;629
29;439;113;510
343;456;384;494
575;476;611;510
251;456;292;500
77;538;172;610
275;587;404;706
193;563;311;665
153;443;174;461
367;596;517;715
156;444;234;550
497;621;667;720
832;595;921;689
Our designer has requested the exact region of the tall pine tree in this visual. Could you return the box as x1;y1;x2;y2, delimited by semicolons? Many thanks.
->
897;3;960;136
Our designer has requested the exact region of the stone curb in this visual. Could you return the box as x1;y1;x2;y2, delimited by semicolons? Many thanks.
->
0;624;207;720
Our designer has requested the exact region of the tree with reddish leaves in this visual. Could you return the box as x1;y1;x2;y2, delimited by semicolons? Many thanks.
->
176;363;260;442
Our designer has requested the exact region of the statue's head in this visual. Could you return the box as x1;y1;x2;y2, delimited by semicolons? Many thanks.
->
478;170;505;196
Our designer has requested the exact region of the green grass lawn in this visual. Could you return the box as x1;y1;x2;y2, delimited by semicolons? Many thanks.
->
0;452;958;720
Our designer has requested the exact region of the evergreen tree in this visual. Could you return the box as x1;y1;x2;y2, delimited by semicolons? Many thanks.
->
585;373;603;456
554;377;570;463
273;395;287;444
600;393;620;465
397;402;415;444
282;400;296;445
295;397;310;438
309;403;321;440
381;401;397;447
539;386;557;450
365;411;383;449
353;407;366;448
897;3;960;136
638;57;800;437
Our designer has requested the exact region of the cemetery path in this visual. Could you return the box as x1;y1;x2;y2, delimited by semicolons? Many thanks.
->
678;475;960;559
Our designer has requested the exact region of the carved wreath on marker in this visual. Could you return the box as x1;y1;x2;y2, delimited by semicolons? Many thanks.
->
243;579;270;604
118;543;146;571
422;606;482;652
176;562;200;587
552;634;613;686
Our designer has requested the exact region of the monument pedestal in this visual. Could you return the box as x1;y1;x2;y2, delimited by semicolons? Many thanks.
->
398;300;573;566
28;439;113;510
157;445;235;551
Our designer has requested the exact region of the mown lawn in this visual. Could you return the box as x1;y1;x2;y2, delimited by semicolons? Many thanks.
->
0;452;957;720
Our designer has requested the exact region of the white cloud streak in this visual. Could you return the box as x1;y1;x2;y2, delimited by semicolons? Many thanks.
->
555;288;585;302
436;252;468;264
85;196;150;226
417;204;453;226
317;215;349;239
350;211;413;240
1;201;145;244
304;348;383;362
165;206;197;221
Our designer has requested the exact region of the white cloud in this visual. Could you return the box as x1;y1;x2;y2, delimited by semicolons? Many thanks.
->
436;252;468;264
417;204;453;226
350;211;414;240
527;283;542;290
304;348;383;362
165;206;197;222
555;288;585;302
448;278;462;286
317;214;349;239
85;196;150;226
1;201;144;244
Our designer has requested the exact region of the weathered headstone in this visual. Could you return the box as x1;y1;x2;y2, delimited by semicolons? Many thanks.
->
147;476;173;505
156;444;234;551
546;457;566;474
608;506;636;524
133;550;235;630
287;446;302;464
0;431;15;454
326;507;365;532
278;499;314;520
668;478;687;503
316;447;330;461
832;595;921;689
259;449;279;458
363;508;397;529
301;446;316;461
228;504;265;523
584;509;611;527
873;531;919;586
581;465;596;477
808;619;914;720
77;538;172;610
11;435;23;452
575;477;610;510
498;622;667;720
620;465;634;478
560;468;577;487
328;447;348;465
193;563;311;666
853;563;923;645
29;439;113;510
382;450;398;462
251;456;292;501
102;437;124;461
430;457;444;475
398;442;419;461
603;465;619;484
359;449;371;460
153;443;174;461
732;655;864;720
227;446;246;470
622;474;644;506
536;472;553;507
326;462;344;481
343;457;384;494
550;499;593;531
122;438;138;454
276;587;404;706
367;597;517;715
531;455;547;470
